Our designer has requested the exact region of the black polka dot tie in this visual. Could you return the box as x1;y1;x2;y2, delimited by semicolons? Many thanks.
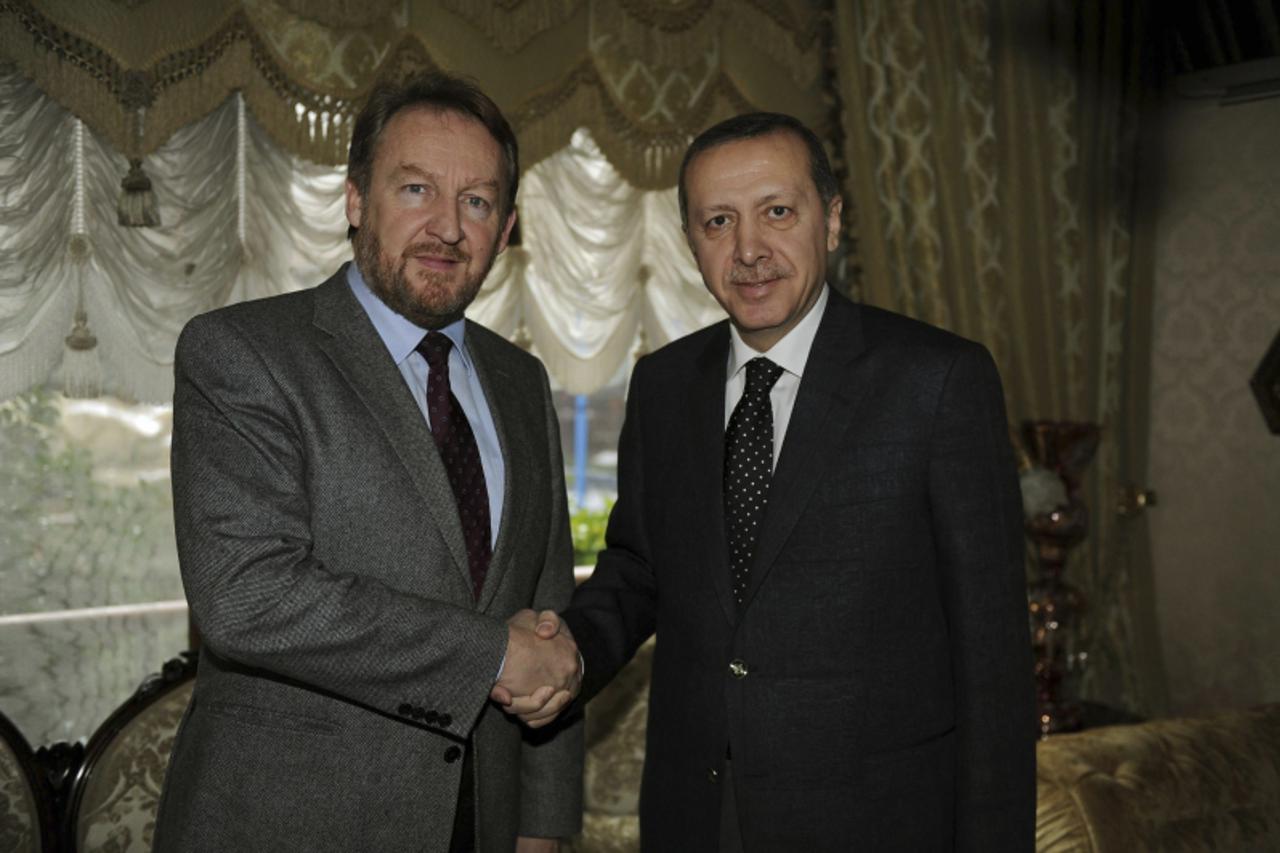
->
418;331;491;600
724;357;783;607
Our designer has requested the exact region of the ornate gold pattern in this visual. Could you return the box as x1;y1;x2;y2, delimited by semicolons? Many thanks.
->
0;0;823;184
511;56;754;187
569;640;651;851
0;738;39;853
75;680;194;851
759;0;823;46
617;0;714;32
439;0;583;53
275;0;402;29
953;0;1007;369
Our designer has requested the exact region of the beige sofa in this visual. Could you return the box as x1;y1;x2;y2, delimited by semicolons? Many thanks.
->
1036;704;1280;851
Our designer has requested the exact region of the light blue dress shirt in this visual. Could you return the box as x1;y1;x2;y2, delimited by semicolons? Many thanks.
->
347;263;505;546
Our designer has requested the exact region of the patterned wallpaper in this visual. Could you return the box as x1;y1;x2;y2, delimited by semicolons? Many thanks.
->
1148;94;1280;714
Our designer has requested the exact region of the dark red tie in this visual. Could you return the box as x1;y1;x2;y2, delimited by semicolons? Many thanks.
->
418;331;491;600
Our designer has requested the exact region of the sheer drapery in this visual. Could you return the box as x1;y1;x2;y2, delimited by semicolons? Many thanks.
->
472;130;723;393
0;70;721;401
832;1;1166;714
1;71;350;402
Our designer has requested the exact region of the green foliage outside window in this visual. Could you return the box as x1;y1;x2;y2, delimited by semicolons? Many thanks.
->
0;388;179;613
570;501;613;567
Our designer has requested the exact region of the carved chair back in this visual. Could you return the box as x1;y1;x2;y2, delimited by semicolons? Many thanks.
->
0;706;58;852
65;653;196;853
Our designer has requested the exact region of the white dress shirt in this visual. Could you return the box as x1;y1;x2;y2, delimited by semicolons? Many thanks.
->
723;285;830;470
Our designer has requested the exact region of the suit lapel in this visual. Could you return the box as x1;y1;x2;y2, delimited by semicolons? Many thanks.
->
465;323;531;612
741;293;869;611
311;271;472;591
686;324;738;626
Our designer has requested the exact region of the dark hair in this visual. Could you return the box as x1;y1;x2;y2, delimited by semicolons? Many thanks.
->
346;72;519;239
676;112;838;230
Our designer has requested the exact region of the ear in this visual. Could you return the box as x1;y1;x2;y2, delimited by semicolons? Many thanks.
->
825;196;843;252
496;208;517;254
345;178;364;230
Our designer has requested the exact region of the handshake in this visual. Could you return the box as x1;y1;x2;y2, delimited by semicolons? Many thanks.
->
490;609;581;728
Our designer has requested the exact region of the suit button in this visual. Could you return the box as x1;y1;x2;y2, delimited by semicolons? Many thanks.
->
443;746;462;763
398;703;413;716
424;710;439;724
437;713;453;728
707;768;719;783
728;659;749;678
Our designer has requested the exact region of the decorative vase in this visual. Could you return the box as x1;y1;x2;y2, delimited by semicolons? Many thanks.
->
1021;420;1101;736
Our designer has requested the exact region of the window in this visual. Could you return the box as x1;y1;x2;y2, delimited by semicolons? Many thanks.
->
0;391;186;744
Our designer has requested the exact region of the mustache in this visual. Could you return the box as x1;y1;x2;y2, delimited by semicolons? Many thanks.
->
729;263;789;284
402;241;469;263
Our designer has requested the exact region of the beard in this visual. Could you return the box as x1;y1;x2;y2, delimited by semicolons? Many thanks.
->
353;224;495;330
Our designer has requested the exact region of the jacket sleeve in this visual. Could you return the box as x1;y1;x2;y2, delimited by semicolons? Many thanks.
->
515;362;585;839
171;312;507;738
562;356;659;702
927;342;1036;852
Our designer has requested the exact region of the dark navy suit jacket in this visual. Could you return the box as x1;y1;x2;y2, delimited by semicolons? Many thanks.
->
565;290;1035;852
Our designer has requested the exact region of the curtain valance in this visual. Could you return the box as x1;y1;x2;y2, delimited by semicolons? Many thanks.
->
0;0;830;188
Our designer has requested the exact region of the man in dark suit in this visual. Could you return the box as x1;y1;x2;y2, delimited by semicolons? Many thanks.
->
154;73;583;853
542;113;1035;850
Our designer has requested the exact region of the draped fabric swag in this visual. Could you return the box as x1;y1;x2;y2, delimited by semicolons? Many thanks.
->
0;0;1168;712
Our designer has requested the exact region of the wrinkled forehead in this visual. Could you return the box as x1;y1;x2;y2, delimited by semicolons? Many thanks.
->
373;106;505;177
685;131;815;203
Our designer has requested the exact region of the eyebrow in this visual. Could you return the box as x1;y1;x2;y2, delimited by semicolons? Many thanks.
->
697;192;794;216
389;163;500;193
389;164;434;183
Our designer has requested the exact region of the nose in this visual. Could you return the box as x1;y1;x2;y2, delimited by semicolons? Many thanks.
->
734;218;770;266
424;196;462;245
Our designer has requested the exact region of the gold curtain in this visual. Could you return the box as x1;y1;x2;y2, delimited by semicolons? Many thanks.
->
0;0;829;187
833;0;1167;715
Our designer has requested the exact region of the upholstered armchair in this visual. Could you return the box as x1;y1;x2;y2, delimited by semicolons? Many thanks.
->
0;707;58;853
65;653;195;853
567;641;654;853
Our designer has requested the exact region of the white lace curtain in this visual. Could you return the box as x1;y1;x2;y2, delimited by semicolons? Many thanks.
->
0;69;724;402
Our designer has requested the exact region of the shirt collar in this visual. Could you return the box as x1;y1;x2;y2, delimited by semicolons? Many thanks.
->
346;262;472;371
727;284;829;381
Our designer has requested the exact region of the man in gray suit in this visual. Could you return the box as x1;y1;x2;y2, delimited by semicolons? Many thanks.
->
154;73;583;853
518;113;1035;850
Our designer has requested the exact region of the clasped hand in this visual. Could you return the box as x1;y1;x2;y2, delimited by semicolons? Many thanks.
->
490;609;580;728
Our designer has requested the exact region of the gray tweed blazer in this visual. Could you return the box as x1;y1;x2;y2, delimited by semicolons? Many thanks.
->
153;266;582;852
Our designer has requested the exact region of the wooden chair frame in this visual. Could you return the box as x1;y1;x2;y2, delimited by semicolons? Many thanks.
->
0;706;60;852
63;651;197;853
